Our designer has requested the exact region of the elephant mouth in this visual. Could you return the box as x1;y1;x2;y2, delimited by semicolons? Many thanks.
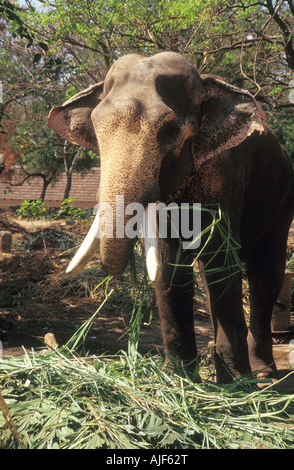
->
66;203;160;282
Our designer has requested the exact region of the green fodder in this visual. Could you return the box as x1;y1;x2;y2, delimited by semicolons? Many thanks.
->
1;280;294;449
1;344;294;449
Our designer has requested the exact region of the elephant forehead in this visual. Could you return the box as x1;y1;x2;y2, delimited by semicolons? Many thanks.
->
103;52;203;104
107;52;199;80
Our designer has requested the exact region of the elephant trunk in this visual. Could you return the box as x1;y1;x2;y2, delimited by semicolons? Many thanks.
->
66;175;161;281
99;189;161;280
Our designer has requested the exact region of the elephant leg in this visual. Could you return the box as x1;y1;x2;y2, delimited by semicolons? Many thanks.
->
246;216;291;378
154;237;197;368
199;257;250;383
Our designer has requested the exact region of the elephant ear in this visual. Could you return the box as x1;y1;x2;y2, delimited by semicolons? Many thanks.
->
192;76;265;167
47;82;104;153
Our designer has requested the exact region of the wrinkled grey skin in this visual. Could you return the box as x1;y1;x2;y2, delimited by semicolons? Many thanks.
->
48;52;294;383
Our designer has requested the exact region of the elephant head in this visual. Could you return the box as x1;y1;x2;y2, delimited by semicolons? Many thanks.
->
48;52;264;279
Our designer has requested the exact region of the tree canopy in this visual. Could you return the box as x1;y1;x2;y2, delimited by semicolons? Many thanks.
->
0;0;293;188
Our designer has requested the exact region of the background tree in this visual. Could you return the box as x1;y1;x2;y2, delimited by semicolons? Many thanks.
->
1;0;293;179
0;0;100;198
10;93;98;200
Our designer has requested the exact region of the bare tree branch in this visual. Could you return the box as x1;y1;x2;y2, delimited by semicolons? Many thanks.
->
266;0;294;69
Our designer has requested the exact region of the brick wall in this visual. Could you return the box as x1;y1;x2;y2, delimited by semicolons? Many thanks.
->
0;168;100;208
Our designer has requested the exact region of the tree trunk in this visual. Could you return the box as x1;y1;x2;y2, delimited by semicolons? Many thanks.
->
62;142;82;200
63;171;72;200
40;177;51;201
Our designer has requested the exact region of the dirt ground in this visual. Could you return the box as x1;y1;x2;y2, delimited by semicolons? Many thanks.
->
1;208;294;393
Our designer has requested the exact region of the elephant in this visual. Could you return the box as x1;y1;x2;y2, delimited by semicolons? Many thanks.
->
48;52;294;383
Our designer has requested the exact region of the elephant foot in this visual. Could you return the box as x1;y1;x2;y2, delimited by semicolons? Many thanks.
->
214;348;252;384
251;366;277;390
247;332;277;380
250;360;277;380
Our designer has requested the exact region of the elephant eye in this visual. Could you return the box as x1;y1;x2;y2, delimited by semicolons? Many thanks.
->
157;121;180;146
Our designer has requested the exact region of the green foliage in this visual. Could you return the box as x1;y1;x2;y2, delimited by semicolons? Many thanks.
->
15;198;92;221
268;108;294;163
51;198;92;220
36;0;210;58
16;199;47;220
1;334;294;449
1;0;293;161
0;0;35;47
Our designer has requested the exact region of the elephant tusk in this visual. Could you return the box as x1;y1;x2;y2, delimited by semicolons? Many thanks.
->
66;209;100;275
145;245;160;282
143;204;160;282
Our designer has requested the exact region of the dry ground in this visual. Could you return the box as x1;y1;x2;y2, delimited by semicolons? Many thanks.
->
0;208;294;393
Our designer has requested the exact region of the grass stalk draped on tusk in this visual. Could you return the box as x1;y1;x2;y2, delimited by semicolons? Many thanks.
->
66;210;100;275
143;204;160;282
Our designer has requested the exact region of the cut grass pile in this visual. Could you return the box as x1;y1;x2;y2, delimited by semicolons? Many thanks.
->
1;343;294;448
